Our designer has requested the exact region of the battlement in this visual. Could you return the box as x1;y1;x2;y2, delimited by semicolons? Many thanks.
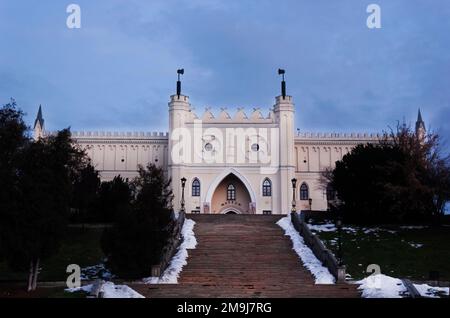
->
188;107;275;124
69;131;169;139
296;132;384;140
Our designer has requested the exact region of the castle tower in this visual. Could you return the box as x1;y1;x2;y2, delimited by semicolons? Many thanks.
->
415;109;426;142
168;69;192;213
273;70;296;213
33;105;45;140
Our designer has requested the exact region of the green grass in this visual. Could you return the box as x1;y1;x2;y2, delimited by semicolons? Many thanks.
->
0;227;105;282
311;223;450;281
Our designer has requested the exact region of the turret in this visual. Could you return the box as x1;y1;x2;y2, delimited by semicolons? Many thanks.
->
273;69;296;213
168;69;191;213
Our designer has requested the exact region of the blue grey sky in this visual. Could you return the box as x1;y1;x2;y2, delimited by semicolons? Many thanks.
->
0;0;449;149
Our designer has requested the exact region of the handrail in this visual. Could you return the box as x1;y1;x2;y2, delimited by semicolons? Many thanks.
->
291;212;346;283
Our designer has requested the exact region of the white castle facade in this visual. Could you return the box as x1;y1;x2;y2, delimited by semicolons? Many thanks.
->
33;74;426;215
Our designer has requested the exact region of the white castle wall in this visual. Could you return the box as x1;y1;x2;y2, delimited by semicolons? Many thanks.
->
71;131;169;181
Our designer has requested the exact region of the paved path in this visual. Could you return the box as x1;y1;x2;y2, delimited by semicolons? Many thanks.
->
133;214;360;298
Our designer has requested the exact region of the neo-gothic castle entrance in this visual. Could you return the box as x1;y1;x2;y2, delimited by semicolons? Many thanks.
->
209;173;255;214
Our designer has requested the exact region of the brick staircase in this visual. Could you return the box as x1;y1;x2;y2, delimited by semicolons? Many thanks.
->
132;214;360;298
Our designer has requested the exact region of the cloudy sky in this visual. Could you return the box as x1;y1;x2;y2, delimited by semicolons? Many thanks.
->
0;0;449;150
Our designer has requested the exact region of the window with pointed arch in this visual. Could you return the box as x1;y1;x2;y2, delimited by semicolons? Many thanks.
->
227;184;236;201
300;182;309;200
192;178;200;197
262;178;272;196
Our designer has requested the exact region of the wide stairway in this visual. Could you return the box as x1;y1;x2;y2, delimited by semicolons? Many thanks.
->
133;214;360;298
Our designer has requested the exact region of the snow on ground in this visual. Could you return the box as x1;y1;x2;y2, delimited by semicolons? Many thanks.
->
356;274;408;298
101;282;144;298
362;228;396;234
400;225;428;230
277;216;335;284
409;243;424;248
307;223;337;232
66;284;93;293
81;263;114;281
342;226;358;234
414;283;450;298
66;282;144;298
143;218;197;284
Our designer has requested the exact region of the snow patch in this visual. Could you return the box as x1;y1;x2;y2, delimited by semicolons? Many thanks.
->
81;263;114;281
101;282;144;298
362;227;396;234
307;223;337;232
356;274;408;298
66;284;93;293
66;282;144;298
277;216;335;284
143;218;197;284
409;243;423;248
342;227;358;234
400;226;428;230
414;283;449;298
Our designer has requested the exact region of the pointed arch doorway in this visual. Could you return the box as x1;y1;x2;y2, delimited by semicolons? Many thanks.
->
205;169;256;214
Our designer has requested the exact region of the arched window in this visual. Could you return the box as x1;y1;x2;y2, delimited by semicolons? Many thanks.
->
262;178;272;196
300;183;309;200
227;184;236;201
192;178;200;197
326;184;335;201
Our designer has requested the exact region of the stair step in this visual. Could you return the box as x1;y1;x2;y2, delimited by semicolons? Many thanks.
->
130;215;360;298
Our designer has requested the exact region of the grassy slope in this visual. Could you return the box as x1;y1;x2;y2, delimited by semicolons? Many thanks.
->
0;227;104;282
313;224;450;281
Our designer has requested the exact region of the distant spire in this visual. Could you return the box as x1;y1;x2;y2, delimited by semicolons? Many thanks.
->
415;108;426;141
417;108;423;124
34;105;44;129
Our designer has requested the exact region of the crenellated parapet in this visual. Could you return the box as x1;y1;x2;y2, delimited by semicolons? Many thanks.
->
296;132;384;139
295;132;384;147
71;131;168;138
68;131;168;146
189;107;275;124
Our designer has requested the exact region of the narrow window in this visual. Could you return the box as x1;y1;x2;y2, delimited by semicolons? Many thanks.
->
262;178;272;196
192;178;200;197
300;183;309;200
227;184;236;201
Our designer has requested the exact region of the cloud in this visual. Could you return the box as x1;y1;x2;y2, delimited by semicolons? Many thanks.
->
0;0;448;152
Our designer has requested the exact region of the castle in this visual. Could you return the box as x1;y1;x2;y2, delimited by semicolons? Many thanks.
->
33;72;426;215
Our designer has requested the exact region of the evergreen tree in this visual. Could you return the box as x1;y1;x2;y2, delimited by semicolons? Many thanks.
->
0;101;90;291
72;163;101;223
0;99;30;266
101;164;174;278
95;176;132;223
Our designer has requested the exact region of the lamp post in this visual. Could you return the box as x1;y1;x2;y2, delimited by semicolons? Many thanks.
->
291;178;297;213
180;177;186;213
336;215;344;266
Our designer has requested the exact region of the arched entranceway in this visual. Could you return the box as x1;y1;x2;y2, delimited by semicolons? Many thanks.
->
210;174;254;214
